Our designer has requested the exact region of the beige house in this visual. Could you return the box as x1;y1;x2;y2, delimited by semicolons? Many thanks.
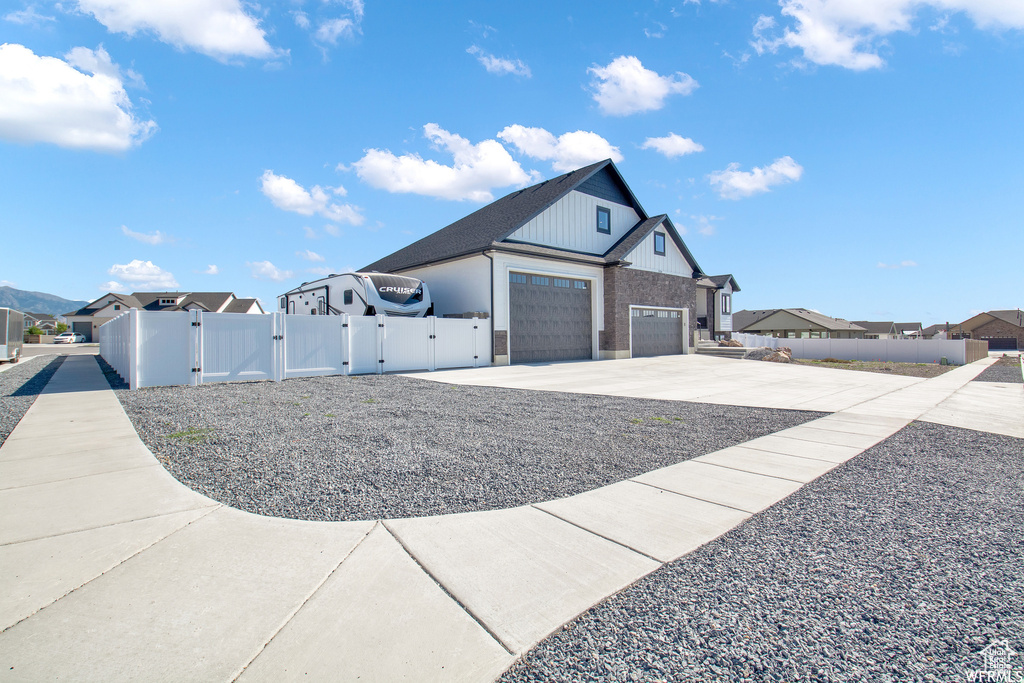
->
65;291;264;342
735;308;866;339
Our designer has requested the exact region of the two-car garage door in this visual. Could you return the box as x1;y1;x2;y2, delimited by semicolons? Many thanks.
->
509;272;592;364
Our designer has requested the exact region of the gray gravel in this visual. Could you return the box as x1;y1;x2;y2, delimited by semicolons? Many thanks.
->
974;359;1023;383
100;359;825;521
0;355;65;447
499;421;1024;683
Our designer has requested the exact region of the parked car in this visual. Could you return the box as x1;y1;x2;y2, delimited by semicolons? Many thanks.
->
54;332;86;344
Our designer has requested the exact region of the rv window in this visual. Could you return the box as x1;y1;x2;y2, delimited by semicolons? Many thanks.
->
279;297;286;309
344;289;353;305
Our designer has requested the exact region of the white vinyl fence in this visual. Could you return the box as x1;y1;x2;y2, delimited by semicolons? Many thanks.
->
731;332;987;365
100;310;490;389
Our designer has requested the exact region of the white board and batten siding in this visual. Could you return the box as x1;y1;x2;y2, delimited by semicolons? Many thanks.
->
623;228;694;277
506;190;640;256
399;257;491;318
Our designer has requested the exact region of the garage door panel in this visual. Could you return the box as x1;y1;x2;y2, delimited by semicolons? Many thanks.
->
632;308;683;358
509;273;591;364
982;337;1018;350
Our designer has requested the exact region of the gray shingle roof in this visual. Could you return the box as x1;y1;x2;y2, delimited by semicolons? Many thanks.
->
739;308;866;332
361;160;704;278
851;321;896;335
223;298;262;313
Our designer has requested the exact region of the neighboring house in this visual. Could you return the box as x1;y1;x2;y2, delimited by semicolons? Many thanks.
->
894;322;924;338
736;308;866;339
696;274;740;340
850;321;897;340
920;323;948;340
65;291;264;342
362;159;726;365
952;309;1023;350
22;312;60;333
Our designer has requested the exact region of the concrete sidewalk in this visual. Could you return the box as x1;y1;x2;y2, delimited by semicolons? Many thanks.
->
0;354;1013;681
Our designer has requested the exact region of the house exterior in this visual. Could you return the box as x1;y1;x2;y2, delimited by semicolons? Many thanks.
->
894;322;923;338
952;309;1023;350
919;323;947;340
696;274;740;340
362;160;729;365
735;308;867;339
851;321;897;339
65;291;264;342
22;312;60;333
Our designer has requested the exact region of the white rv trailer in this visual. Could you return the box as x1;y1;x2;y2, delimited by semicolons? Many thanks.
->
1;308;24;363
279;272;433;317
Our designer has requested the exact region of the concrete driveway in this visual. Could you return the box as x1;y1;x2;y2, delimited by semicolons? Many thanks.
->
412;354;925;413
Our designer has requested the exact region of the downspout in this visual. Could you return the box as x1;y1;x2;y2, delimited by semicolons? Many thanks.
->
482;250;495;363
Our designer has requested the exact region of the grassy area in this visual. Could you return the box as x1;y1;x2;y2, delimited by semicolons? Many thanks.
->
792;358;957;378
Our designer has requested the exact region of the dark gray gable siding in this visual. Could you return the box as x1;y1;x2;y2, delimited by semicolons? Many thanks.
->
577;167;633;206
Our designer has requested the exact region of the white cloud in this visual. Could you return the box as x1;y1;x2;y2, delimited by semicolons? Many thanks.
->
260;171;364;225
588;56;698;116
121;224;169;244
641;133;704;158
4;5;56;24
877;260;918;269
303;0;364;48
752;0;1024;70
0;279;17;287
100;280;125;292
466;45;531;77
709;156;804;199
75;0;281;61
498;125;623;172
0;44;156;152
316;18;355;44
306;266;335;277
296;249;325;262
107;259;179;290
303;226;317;239
247;260;293;282
693;215;721;236
203;264;219;275
352;123;532;202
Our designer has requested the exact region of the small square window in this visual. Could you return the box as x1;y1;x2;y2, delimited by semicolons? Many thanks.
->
510;273;527;284
596;207;611;234
654;232;666;256
113;304;121;310
531;276;549;286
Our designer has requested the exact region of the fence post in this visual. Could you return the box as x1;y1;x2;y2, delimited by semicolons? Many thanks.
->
273;312;284;382
376;314;385;375
188;310;198;386
341;314;350;376
128;308;138;390
428;316;437;372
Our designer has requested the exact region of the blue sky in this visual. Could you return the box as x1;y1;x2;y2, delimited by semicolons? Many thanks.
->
1;0;1021;324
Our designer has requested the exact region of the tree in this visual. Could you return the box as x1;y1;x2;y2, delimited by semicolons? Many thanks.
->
56;322;68;333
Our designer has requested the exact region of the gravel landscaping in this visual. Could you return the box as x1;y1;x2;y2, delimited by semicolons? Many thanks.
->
500;421;1024;683
0;355;64;447
974;355;1023;383
101;360;826;521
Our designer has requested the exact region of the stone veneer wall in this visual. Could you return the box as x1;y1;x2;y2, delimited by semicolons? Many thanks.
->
601;266;697;353
493;330;508;357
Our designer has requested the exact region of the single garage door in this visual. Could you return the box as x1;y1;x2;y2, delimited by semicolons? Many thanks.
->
72;321;92;343
631;308;684;357
982;337;1019;351
509;272;591;364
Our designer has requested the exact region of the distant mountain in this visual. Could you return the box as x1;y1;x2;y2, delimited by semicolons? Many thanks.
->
0;286;89;317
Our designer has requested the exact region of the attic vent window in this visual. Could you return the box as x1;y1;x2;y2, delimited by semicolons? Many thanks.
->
654;232;666;256
596;206;611;234
159;298;176;305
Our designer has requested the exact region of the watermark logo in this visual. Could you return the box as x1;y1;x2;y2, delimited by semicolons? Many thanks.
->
968;640;1023;683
